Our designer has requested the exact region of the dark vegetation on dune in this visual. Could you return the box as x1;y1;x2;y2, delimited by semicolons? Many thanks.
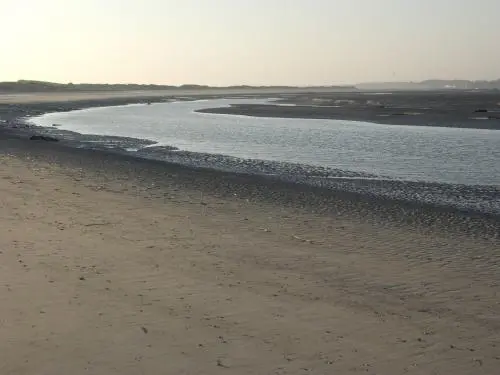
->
0;80;355;93
2;79;500;93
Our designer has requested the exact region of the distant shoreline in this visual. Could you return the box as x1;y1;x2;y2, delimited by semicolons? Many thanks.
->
0;80;356;95
2;78;500;93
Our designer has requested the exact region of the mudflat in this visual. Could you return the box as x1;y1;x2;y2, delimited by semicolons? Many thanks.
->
1;132;499;374
197;90;500;130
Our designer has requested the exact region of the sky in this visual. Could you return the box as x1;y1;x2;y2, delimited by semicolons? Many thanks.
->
1;0;499;86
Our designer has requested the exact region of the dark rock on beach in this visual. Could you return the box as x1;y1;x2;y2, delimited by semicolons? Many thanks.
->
29;135;59;142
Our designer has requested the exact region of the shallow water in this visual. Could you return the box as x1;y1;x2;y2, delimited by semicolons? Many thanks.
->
29;99;500;187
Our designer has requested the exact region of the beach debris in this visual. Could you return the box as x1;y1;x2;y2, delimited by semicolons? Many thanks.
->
83;222;113;227
200;192;207;205
218;335;228;344
473;358;483;367
474;109;488;113
29;135;59;142
292;235;315;244
79;276;86;281
200;192;208;215
141;326;148;334
216;359;229;368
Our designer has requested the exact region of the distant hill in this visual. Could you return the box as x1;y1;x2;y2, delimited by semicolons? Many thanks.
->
0;80;355;93
356;79;500;91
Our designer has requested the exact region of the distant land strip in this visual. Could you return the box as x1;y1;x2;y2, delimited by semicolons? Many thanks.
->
0;80;355;93
2;79;500;93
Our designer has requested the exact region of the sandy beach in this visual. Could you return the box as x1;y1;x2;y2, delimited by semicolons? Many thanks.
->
0;87;343;105
1;92;499;374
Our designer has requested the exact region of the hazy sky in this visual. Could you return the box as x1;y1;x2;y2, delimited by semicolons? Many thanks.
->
1;0;499;85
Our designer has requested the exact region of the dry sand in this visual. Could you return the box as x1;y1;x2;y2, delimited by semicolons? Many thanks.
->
0;90;234;104
1;151;499;375
0;87;339;104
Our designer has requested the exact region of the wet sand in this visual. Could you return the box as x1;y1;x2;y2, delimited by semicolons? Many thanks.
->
1;91;499;374
197;91;500;130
